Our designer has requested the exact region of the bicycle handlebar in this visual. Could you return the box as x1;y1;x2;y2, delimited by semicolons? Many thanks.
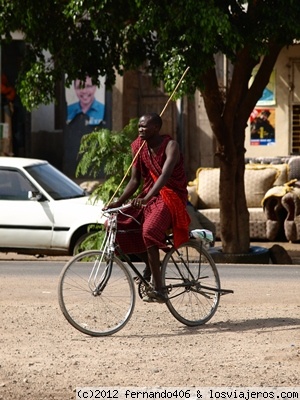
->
102;203;132;215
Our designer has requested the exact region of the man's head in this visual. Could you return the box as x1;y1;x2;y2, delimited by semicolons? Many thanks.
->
74;77;97;110
260;110;271;120
138;113;162;140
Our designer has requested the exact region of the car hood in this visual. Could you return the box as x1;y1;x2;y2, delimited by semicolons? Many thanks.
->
49;195;106;225
59;195;104;207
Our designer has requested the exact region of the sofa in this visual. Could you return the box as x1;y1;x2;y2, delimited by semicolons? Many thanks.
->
187;156;300;241
279;156;300;242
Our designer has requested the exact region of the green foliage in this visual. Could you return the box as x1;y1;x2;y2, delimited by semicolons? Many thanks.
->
17;61;56;110
76;118;139;205
76;118;140;251
2;0;300;109
73;224;106;253
80;227;106;253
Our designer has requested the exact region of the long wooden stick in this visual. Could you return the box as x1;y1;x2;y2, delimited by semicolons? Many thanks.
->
159;66;190;117
106;66;190;205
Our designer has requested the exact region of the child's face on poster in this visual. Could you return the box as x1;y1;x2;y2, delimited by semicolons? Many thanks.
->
74;77;97;108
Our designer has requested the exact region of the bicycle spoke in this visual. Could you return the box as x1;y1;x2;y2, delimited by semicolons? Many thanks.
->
58;250;135;336
162;241;220;326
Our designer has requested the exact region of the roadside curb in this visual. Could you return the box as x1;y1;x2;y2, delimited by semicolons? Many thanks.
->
1;242;300;264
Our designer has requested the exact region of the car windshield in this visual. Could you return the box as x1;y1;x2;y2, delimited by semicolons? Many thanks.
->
25;163;86;200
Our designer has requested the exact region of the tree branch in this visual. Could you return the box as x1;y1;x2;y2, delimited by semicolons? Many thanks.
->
200;65;225;146
239;42;282;123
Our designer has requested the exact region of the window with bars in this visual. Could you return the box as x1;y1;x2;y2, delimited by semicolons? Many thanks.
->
291;61;300;154
292;105;300;153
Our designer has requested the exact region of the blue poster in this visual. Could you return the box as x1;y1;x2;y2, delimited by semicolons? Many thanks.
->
65;76;105;126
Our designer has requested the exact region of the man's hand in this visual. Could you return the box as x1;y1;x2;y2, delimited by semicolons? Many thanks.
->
102;200;122;211
131;197;147;208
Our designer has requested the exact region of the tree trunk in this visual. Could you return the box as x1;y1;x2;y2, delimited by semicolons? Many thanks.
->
199;45;282;254
200;64;252;254
219;147;250;254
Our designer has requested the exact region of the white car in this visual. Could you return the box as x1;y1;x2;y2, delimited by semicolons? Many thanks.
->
0;157;105;255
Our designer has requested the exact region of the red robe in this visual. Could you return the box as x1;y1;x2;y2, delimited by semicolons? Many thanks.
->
116;135;190;253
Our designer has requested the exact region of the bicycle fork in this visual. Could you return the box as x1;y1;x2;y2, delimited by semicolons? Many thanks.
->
89;221;117;296
88;254;113;296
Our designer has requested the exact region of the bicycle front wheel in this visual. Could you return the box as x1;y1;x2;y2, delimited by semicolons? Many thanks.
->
58;250;136;336
161;241;220;326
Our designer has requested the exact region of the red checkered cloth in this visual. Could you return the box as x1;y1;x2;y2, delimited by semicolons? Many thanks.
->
115;134;189;254
150;171;190;248
116;198;171;254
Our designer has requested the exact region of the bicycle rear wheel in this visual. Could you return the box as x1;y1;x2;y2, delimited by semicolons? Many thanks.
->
161;241;220;326
58;250;135;336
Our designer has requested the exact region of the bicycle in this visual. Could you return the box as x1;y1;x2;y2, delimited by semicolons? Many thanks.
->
58;204;233;336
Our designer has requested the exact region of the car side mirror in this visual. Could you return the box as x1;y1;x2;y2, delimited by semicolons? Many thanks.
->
28;190;44;201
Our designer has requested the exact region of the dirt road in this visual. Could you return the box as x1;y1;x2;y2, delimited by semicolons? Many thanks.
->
0;262;299;400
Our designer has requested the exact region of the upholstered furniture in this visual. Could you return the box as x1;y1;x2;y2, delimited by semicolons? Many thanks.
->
187;158;297;240
279;156;300;242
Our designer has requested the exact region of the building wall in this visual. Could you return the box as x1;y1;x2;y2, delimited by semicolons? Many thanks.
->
183;45;300;177
245;44;300;158
31;104;55;132
188;93;216;176
118;70;177;138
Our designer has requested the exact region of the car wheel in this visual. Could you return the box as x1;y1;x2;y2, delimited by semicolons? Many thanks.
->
73;232;93;255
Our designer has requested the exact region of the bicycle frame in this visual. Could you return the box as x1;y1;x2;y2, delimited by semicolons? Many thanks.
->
97;204;230;297
111;212;197;290
91;205;152;294
166;236;199;280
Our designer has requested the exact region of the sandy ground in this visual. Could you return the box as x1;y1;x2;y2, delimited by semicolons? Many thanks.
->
0;253;299;400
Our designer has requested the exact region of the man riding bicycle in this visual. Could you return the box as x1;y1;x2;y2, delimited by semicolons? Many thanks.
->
104;113;190;303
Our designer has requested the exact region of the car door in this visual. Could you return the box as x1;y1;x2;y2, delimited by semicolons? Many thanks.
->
0;168;55;249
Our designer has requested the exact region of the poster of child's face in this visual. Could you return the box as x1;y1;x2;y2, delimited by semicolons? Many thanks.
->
65;76;105;126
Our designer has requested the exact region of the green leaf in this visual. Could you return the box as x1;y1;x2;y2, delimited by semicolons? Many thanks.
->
76;118;138;204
